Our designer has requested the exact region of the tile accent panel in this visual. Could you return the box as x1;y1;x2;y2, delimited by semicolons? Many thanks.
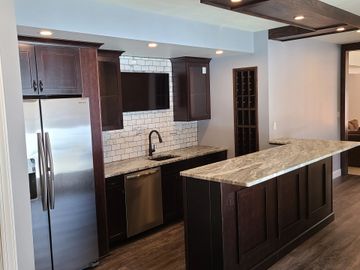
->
102;56;198;163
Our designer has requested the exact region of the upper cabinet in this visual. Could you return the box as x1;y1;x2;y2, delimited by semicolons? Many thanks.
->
19;44;38;96
19;43;82;97
97;50;124;131
171;57;211;121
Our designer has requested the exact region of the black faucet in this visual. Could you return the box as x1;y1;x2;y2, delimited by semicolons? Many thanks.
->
148;130;163;156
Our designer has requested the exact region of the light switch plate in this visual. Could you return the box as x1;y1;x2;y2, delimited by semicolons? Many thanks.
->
202;67;207;74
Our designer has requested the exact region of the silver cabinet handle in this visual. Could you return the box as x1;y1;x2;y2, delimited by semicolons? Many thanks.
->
45;132;55;210
126;169;159;180
37;133;48;211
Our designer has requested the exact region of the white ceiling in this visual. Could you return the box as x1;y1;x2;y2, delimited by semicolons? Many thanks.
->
101;0;360;32
17;26;248;59
100;0;284;31
98;0;360;44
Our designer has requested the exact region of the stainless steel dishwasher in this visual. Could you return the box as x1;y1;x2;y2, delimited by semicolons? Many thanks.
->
125;167;163;237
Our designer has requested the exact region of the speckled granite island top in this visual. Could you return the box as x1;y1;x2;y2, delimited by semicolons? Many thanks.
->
180;138;360;187
104;145;227;178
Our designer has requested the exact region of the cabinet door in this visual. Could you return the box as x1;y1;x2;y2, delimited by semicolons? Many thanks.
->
162;160;190;223
35;45;82;96
307;157;333;225
188;63;210;120
19;44;38;96
106;176;127;243
277;168;307;244
236;180;277;270
98;52;123;130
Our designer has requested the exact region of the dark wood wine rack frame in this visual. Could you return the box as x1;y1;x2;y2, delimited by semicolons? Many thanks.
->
233;67;259;156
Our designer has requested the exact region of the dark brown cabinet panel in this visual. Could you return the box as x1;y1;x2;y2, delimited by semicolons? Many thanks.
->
233;67;259;156
236;180;278;270
184;157;334;270
171;57;211;121
106;176;127;244
161;150;227;224
19;43;83;97
35;45;82;96
98;50;124;131
277;167;307;244
307;157;333;224
19;44;38;96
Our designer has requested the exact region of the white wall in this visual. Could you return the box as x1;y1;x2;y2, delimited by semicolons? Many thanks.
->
268;39;341;171
0;0;35;269
198;31;269;158
347;74;360;121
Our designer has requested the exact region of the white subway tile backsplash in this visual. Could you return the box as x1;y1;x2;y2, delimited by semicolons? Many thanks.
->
102;56;198;163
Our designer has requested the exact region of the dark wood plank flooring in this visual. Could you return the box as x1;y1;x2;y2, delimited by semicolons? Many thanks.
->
97;175;360;270
96;223;185;270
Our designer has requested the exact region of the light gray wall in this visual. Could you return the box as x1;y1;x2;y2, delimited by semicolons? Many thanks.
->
0;0;35;268
268;39;341;172
347;74;360;122
198;31;269;158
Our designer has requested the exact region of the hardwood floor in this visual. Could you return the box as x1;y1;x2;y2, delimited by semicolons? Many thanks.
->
97;175;360;270
96;223;185;270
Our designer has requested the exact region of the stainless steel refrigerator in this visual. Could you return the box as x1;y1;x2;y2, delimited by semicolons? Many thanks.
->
24;98;99;270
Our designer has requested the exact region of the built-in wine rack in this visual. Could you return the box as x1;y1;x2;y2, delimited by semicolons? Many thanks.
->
233;67;259;156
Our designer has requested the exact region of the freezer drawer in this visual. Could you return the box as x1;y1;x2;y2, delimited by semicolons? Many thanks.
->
125;168;163;237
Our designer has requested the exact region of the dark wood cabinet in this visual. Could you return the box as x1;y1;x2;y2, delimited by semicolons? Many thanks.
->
18;43;83;97
277;167;307;244
35;45;82;96
184;157;334;270
19;44;38;96
161;160;190;223
307;157;333;225
233;67;259;156
161;151;227;224
106;176;127;244
97;50;124;131
236;180;278;270
171;57;211;121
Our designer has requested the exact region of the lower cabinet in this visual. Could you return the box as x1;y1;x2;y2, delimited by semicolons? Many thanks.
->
184;157;334;270
106;176;127;245
161;151;227;224
105;150;227;246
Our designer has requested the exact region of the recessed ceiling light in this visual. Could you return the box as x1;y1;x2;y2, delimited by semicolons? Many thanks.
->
148;43;158;48
357;30;360;33
231;0;242;3
294;15;305;21
216;50;224;55
337;27;346;32
39;30;53;36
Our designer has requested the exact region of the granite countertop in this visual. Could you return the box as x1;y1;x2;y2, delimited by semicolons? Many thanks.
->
104;145;227;178
180;138;360;187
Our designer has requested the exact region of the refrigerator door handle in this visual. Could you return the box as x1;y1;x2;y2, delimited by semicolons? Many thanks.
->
37;133;48;211
45;132;55;210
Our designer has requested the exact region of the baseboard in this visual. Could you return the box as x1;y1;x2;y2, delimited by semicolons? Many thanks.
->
333;169;341;179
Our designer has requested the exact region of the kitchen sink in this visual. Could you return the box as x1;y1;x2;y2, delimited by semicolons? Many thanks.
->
149;154;179;161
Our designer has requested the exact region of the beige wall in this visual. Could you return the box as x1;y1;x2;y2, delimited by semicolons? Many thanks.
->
199;35;341;173
0;0;35;268
198;31;269;158
268;39;341;172
347;74;360;122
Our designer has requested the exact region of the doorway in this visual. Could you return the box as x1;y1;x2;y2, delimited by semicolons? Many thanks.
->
341;43;360;175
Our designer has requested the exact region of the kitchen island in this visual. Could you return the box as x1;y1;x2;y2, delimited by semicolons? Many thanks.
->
180;139;360;270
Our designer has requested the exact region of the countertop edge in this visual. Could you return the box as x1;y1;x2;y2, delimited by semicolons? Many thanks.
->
180;140;360;187
105;147;227;178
